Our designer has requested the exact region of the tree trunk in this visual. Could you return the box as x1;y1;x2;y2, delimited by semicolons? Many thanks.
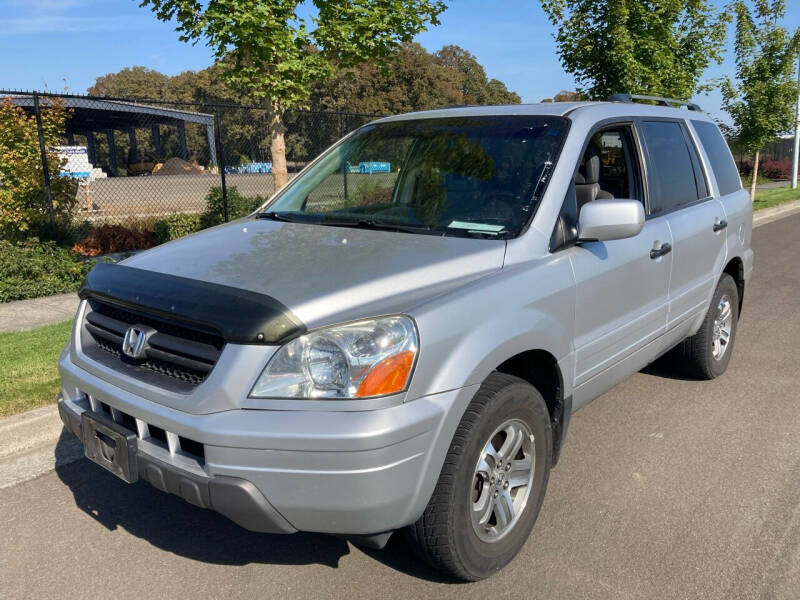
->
269;109;289;191
749;149;760;203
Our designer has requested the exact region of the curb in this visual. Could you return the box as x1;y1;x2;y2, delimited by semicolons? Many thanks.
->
2;199;800;490
0;405;63;459
753;199;800;228
0;405;84;489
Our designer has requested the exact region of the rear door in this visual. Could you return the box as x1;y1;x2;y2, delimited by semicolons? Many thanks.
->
690;119;753;281
637;120;727;330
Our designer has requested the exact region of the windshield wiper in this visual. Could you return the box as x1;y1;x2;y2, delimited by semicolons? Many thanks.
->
321;218;440;235
257;211;432;233
255;211;313;223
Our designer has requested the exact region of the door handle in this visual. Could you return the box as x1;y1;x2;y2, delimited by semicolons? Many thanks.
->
713;219;728;232
650;242;672;259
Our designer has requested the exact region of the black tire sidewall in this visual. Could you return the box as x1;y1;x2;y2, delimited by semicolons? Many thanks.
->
450;381;551;578
704;275;739;378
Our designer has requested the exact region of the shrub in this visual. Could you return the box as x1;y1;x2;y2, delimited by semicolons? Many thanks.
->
71;224;156;257
153;213;204;243
738;158;793;180
0;239;92;302
353;179;393;206
760;160;793;180
202;186;266;227
0;97;77;241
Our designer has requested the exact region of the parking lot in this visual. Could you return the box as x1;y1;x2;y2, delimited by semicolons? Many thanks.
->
2;212;799;600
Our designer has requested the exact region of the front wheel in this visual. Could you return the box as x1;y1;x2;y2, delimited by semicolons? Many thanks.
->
405;373;552;581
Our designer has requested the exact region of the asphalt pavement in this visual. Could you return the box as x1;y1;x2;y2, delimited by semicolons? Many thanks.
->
2;212;800;600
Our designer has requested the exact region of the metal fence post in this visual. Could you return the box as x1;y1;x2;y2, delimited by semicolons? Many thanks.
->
215;107;229;222
791;54;799;189
32;92;56;229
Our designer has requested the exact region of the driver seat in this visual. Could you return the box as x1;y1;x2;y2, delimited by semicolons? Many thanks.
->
575;143;613;211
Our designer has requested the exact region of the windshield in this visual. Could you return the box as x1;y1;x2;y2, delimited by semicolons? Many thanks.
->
262;115;568;238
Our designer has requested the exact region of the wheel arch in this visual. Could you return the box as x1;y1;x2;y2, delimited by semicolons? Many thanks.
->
722;255;745;316
494;349;571;466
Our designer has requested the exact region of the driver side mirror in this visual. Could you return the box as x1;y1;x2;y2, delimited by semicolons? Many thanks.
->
578;199;645;242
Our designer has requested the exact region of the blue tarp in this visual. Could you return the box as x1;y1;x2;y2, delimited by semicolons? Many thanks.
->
225;162;273;174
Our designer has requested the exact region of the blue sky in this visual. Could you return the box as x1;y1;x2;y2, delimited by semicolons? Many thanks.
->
2;0;799;123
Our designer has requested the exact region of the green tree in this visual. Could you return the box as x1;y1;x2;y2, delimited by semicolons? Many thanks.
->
0;97;75;240
311;43;520;114
89;66;171;99
721;0;800;201
139;0;446;190
434;45;521;105
541;90;583;102
540;0;729;100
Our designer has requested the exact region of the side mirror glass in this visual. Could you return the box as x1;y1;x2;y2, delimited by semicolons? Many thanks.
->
578;199;645;242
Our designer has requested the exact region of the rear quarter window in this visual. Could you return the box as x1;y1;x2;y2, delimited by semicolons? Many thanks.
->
691;121;742;197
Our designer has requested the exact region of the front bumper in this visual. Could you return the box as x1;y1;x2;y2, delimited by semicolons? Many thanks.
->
59;400;296;534
59;350;476;537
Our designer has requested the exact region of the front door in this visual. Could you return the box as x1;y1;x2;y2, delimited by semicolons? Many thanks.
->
570;217;672;387
567;125;673;389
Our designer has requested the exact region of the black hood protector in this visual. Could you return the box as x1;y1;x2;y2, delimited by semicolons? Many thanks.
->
79;262;306;344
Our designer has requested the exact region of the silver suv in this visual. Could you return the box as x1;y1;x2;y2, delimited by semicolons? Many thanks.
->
58;96;753;581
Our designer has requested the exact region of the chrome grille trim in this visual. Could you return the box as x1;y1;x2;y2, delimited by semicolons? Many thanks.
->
81;299;225;391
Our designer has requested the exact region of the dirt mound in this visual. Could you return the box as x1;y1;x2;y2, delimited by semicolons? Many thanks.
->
154;157;204;176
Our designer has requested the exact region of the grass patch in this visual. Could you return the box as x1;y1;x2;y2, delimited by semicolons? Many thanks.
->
754;186;800;212
0;320;73;417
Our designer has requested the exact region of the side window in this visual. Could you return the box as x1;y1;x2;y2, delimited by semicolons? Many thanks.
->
575;126;641;210
640;121;704;214
692;120;742;196
551;124;642;251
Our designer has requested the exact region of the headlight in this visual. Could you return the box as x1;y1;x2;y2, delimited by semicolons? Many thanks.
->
250;316;418;399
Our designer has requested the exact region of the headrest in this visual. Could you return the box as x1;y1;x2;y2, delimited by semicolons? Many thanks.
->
576;143;601;185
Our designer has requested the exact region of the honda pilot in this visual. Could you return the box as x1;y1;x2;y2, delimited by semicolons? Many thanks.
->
58;95;753;580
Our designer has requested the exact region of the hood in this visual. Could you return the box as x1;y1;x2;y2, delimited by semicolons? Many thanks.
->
122;219;506;328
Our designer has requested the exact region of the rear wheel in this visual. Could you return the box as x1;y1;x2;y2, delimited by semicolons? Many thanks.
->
405;373;551;581
680;274;740;379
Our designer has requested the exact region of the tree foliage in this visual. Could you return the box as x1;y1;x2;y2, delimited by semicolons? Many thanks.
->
540;0;729;100
541;90;583;102
311;42;520;113
721;0;800;200
138;0;447;189
721;0;800;152
0;97;76;241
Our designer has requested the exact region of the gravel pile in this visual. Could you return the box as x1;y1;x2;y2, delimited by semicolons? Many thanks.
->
154;157;204;176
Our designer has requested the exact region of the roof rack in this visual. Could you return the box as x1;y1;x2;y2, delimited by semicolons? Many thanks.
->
608;93;702;112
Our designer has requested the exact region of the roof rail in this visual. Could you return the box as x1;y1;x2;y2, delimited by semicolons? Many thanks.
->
608;93;702;112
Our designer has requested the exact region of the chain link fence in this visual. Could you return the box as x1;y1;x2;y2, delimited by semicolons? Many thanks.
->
1;90;382;234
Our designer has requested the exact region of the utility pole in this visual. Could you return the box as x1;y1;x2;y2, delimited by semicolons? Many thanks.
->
793;54;800;189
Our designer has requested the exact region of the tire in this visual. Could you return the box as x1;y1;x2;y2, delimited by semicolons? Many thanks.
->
680;273;740;379
405;373;552;581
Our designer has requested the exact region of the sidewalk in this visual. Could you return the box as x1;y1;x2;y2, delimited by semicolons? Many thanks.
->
755;180;790;190
0;293;79;333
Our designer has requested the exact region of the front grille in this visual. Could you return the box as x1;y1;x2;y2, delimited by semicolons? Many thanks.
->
81;298;225;392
